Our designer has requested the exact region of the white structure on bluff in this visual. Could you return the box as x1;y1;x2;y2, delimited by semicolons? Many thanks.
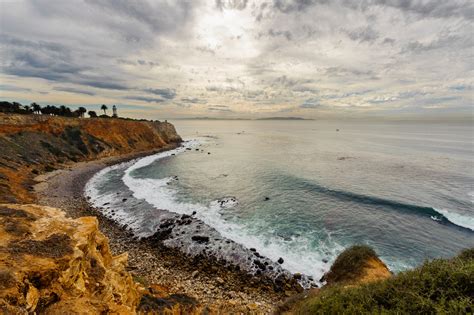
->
112;105;117;118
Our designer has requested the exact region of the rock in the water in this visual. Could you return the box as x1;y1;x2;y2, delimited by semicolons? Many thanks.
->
277;257;284;264
293;273;302;280
191;235;210;244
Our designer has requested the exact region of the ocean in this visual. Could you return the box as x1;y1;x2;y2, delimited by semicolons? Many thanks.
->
85;120;474;283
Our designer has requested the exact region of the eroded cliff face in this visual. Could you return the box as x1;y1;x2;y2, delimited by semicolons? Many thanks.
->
0;114;182;203
0;203;141;314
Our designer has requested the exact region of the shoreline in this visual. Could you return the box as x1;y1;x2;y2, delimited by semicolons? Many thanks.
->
34;145;290;313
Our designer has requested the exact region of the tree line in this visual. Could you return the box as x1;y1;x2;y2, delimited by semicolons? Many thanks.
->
0;101;113;118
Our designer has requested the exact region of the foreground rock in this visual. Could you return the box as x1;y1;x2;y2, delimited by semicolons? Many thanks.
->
0;203;141;313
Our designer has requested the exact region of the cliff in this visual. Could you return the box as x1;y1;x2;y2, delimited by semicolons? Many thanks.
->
0;114;182;203
0;203;208;314
0;203;141;313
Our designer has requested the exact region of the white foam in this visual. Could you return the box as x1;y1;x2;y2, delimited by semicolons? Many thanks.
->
434;208;474;231
117;139;341;280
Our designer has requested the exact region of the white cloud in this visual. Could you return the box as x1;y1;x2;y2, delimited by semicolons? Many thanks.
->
0;0;472;119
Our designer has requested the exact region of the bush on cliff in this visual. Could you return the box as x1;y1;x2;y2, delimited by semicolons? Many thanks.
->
321;245;379;284
295;248;474;314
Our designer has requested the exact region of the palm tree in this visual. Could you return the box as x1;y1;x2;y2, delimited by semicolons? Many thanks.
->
78;107;87;118
31;102;41;114
101;104;108;115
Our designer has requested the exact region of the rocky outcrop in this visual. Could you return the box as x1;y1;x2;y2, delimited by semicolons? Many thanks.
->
320;245;391;286
0;203;141;314
275;245;391;314
0;114;182;203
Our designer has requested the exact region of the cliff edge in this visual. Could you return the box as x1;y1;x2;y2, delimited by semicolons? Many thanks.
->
0;203;141;314
0;114;182;203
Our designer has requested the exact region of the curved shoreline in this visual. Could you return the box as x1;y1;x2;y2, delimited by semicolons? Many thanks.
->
33;145;293;313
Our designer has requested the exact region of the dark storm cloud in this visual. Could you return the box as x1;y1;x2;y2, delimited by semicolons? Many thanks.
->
259;29;293;40
143;88;177;99
181;97;207;104
375;0;474;21
346;26;379;44
272;76;313;88
0;35;86;81
206;86;238;93
53;87;96;96
117;59;159;67
300;98;320;108
215;0;249;11
196;46;216;55
124;96;165;103
271;0;474;19
0;84;31;92
80;80;130;90
0;34;133;90
324;67;377;78
208;105;234;112
402;34;470;53
83;0;194;33
272;0;329;13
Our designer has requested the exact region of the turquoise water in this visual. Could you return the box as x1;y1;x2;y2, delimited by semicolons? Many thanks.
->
86;120;474;281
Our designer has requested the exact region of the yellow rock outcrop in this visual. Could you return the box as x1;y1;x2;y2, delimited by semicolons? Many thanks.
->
0;203;140;314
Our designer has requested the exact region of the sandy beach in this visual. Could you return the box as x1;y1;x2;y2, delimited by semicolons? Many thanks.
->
33;146;289;313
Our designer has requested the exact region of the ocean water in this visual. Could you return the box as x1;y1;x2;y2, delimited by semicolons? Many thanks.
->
85;120;474;282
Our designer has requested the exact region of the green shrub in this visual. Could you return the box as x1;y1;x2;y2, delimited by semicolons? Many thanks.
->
295;249;474;314
296;248;474;314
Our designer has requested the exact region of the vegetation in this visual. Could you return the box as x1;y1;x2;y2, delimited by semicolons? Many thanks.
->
0;101;115;118
321;245;379;284
294;248;474;314
101;104;108;115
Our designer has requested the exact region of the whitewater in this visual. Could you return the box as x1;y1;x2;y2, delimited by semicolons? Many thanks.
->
85;120;474;281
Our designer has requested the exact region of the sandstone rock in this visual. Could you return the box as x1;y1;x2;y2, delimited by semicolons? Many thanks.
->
321;245;391;286
0;204;140;314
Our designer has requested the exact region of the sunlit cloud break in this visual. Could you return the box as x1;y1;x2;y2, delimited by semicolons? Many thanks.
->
0;0;472;119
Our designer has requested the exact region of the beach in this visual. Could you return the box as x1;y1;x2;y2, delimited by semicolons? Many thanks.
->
33;146;291;313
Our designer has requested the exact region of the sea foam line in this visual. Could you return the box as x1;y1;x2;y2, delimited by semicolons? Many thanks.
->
119;139;341;281
433;208;474;231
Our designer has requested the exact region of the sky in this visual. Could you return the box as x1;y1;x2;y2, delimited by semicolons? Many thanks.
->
0;0;472;120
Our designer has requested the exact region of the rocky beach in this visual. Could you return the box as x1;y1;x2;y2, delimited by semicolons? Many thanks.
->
1;113;471;314
0;113;302;313
33;145;297;313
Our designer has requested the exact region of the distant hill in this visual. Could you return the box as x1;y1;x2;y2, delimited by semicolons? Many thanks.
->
257;117;310;120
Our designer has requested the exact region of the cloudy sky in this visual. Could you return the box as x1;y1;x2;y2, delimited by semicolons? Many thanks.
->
0;0;472;119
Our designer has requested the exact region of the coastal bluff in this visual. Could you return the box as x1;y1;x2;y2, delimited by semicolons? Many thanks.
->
0;203;141;313
0;114;182;203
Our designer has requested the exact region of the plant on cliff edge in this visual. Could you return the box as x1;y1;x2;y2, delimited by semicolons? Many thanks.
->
295;248;474;314
101;104;108;115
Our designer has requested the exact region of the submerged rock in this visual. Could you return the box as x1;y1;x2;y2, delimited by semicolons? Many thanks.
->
191;235;210;244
